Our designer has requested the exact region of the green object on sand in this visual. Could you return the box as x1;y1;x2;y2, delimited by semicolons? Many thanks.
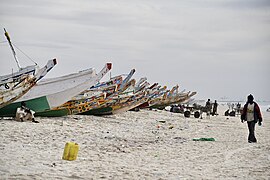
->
192;138;215;141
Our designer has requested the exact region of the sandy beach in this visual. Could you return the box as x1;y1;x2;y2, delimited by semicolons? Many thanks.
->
0;105;269;179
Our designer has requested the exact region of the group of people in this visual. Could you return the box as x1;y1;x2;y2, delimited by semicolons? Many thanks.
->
206;95;263;143
205;99;218;116
14;94;263;143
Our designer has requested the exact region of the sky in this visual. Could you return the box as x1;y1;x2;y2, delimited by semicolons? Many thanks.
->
1;0;269;101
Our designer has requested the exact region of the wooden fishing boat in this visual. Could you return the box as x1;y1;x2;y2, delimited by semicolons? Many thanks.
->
80;106;113;116
112;91;148;114
149;91;197;110
46;66;137;117
0;29;57;109
37;93;107;117
75;69;136;116
35;73;123;117
77;85;135;116
118;69;135;91
133;84;165;109
0;59;57;109
0;63;112;117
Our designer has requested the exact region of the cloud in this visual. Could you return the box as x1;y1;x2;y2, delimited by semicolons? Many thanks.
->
1;0;269;100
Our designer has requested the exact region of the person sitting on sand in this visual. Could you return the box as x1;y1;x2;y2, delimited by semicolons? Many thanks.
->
241;94;262;143
15;101;39;123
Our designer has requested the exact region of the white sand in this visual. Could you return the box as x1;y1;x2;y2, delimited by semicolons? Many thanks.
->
0;105;269;179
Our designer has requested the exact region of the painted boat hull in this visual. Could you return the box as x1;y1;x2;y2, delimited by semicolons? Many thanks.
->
0;63;111;117
112;98;148;115
0;75;36;109
79;106;113;116
0;96;50;117
0;59;57;109
35;108;70;117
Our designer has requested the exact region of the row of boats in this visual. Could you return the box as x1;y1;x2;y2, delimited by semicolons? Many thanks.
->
0;29;196;117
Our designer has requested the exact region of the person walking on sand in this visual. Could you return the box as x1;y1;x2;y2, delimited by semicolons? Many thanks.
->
15;101;39;123
241;94;262;143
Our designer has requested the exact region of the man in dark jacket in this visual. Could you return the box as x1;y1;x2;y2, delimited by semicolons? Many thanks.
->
241;94;262;143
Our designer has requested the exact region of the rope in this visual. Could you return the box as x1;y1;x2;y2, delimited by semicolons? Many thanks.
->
12;42;38;65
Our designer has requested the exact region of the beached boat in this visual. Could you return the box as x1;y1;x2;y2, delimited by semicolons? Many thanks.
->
78;83;136;116
111;91;148;114
0;59;57;109
108;78;154;114
0;29;57;109
81;89;144;116
77;69;136;116
147;85;179;108
118;69;135;91
35;73;123;117
80;106;113;116
133;84;166;109
0;63;112;117
149;91;197;110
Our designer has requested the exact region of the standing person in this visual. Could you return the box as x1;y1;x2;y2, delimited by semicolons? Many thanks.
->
15;101;39;123
236;102;241;115
205;99;211;116
212;100;218;116
241;94;262;143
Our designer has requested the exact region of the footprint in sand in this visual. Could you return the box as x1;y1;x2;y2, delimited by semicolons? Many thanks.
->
224;144;262;164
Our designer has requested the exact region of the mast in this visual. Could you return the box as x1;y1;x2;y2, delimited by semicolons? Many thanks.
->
4;28;21;70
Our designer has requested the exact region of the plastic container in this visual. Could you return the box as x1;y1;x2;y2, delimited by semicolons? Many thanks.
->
62;142;79;161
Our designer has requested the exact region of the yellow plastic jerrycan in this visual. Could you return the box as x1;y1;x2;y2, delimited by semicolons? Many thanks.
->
62;142;79;161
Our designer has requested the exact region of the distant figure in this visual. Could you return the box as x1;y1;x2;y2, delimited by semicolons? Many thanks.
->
212;100;218;116
227;103;231;113
231;103;235;111
224;109;229;116
236;102;241;115
15;101;39;123
205;99;211;116
241;94;262;143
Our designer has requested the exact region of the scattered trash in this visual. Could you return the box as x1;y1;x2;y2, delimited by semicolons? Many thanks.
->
158;120;166;123
51;162;56;167
62;142;79;161
192;138;215;141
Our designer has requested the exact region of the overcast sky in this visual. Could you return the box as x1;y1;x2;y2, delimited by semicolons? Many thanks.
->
1;0;269;101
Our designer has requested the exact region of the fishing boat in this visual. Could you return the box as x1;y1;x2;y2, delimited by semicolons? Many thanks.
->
132;83;164;109
0;59;57;109
149;90;197;110
0;29;57;109
35;72;123;117
0;63;112;117
111;90;148;114
77;69;136;116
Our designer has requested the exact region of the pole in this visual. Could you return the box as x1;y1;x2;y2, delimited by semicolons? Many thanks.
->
4;28;21;69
